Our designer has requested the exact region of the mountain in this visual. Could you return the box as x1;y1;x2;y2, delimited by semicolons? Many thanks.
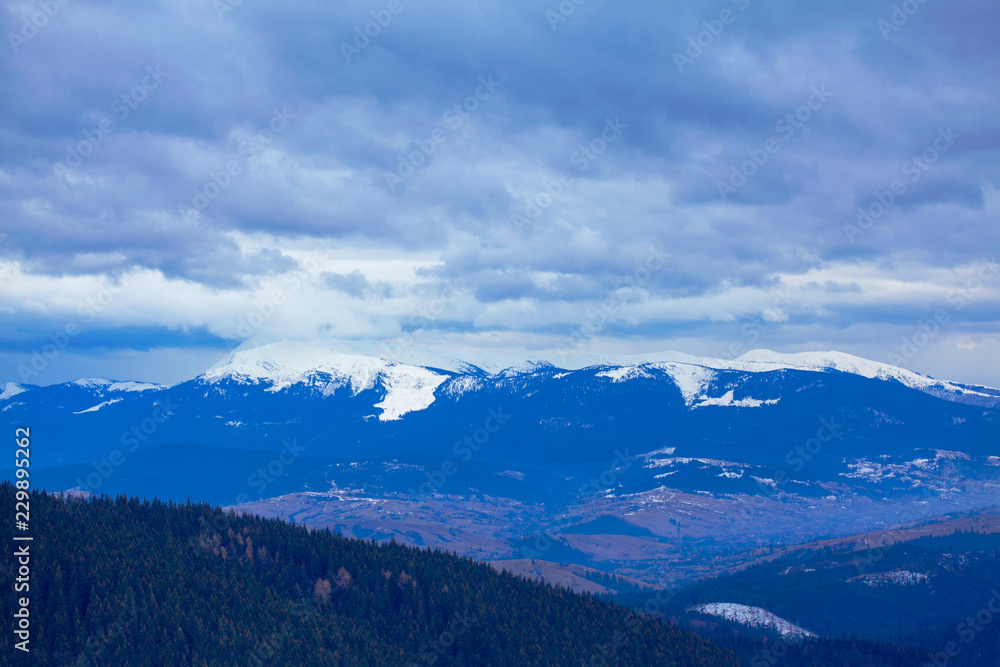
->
0;483;736;665
612;526;1000;665
3;340;999;583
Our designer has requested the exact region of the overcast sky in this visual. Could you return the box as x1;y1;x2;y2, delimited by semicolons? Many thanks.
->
1;0;998;387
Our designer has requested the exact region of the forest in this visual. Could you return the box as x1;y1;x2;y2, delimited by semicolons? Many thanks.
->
0;484;733;665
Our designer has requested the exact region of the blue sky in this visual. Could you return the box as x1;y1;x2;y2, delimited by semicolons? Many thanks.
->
1;0;998;387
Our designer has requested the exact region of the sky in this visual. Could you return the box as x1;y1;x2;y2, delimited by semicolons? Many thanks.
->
0;0;998;388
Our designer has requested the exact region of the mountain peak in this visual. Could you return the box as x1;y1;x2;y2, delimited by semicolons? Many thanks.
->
70;378;163;392
201;340;449;421
0;382;27;401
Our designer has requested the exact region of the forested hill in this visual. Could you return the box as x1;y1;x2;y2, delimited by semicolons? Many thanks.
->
0;484;734;666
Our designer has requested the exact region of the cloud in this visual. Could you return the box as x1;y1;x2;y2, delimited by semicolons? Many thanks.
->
0;0;998;385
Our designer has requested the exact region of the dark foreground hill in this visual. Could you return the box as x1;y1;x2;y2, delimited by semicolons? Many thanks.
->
615;529;1000;666
0;483;734;666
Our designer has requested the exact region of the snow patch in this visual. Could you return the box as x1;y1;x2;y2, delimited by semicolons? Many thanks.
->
641;447;677;458
644;457;744;470
692;389;779;408
0;383;26;401
74;398;123;414
202;341;447;421
596;366;654;383
850;570;929;587
690;603;815;638
373;366;447;421
72;378;114;388
443;376;482;398
934;449;970;460
107;381;162;392
734;349;995;401
651;362;715;405
71;378;161;392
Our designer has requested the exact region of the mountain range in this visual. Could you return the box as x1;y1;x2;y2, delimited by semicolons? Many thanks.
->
3;339;999;584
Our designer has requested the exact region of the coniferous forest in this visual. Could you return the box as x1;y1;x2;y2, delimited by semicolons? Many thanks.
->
0;484;735;666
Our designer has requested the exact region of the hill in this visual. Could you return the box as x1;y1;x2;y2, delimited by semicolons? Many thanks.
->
0;483;733;665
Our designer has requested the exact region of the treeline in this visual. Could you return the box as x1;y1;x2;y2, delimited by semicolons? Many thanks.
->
616;530;1000;665
0;484;734;665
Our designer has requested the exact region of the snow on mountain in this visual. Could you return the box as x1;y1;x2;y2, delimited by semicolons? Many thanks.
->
652;363;716;405
371;366;448;421
595;362;718;405
388;344;995;404
732;349;994;399
0;382;27;401
74;398;123;414
573;349;996;406
596;366;655;383
849;570;929;587
97;338;996;419
443;376;483;399
690;603;816;638
692;390;779;409
70;378;162;392
202;340;448;421
107;381;162;392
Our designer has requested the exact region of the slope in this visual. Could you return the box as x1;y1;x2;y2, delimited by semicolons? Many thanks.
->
0;483;734;666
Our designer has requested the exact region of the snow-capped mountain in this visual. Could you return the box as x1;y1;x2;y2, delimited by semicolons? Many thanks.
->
200;339;999;415
0;382;26;401
202;341;449;421
2;339;998;518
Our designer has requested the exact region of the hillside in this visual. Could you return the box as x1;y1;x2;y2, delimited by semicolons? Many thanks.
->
0;483;734;665
615;529;1000;665
4;342;999;585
